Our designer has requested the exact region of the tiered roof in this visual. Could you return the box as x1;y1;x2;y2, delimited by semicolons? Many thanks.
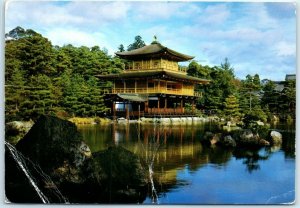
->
115;41;194;62
96;70;210;84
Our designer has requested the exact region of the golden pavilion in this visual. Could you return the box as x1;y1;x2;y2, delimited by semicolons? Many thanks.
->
97;39;209;119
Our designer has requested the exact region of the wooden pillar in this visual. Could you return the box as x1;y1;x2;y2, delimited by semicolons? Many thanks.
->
145;101;148;113
158;79;160;91
157;98;160;114
164;98;167;113
181;99;184;113
123;81;126;93
146;79;148;93
135;80;137;93
192;100;195;114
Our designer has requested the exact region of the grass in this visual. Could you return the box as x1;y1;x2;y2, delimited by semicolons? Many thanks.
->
68;117;112;125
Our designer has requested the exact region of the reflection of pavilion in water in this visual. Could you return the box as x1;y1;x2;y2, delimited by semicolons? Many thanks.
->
79;123;285;199
111;124;233;187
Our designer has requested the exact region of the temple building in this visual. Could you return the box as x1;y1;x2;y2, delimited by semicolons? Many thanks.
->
97;39;210;119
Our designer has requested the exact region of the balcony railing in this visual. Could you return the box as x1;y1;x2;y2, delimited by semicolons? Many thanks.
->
124;67;187;74
103;87;202;97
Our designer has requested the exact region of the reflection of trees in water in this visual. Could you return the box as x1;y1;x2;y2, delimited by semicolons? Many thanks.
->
233;148;269;173
129;124;234;197
270;123;295;159
281;131;295;159
79;122;295;199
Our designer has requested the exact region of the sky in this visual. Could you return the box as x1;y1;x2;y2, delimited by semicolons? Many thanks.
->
5;1;296;81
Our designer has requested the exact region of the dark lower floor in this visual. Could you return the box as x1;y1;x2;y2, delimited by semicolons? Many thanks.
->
104;94;197;119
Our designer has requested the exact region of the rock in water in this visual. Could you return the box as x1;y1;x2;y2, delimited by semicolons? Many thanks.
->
231;129;270;147
5;120;34;144
202;132;221;146
219;135;236;148
270;131;282;145
15;115;91;184
83;146;147;203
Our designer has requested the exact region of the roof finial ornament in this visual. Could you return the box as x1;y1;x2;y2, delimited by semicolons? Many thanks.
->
151;35;159;44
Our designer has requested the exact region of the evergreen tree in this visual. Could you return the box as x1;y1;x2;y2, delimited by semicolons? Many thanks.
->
280;80;296;117
239;74;262;114
118;44;125;52
261;80;278;113
224;95;240;117
202;62;237;113
5;68;26;121
127;35;146;51
18;34;56;76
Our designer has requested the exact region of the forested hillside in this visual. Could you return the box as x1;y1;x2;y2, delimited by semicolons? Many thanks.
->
5;27;124;122
5;27;295;122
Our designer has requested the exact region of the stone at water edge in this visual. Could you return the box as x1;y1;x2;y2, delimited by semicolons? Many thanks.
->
202;132;221;146
5;120;34;144
270;131;282;145
256;121;265;126
15;115;92;184
258;139;270;146
232;129;271;147
83;146;148;203
219;135;237;148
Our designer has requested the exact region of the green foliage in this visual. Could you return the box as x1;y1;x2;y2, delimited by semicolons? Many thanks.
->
281;80;296;115
261;79;295;119
118;44;125;52
5;27;295;124
242;106;268;135
224;95;240;118
127;35;146;51
5;27;123;121
187;61;210;78
239;74;262;114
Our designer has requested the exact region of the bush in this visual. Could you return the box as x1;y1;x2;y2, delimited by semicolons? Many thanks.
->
243;107;269;135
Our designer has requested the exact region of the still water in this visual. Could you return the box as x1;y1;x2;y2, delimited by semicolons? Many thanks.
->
78;122;295;204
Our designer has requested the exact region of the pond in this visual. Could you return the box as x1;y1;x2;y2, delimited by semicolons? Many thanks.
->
78;122;295;205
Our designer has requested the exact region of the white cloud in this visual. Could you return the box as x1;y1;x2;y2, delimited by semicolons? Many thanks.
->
4;1;296;81
45;28;116;55
5;1;130;31
275;41;296;57
133;2;202;21
46;28;100;46
200;4;230;25
134;2;180;20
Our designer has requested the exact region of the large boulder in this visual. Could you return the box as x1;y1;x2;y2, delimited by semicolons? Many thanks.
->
233;129;269;147
15;115;91;184
5;120;34;144
6;115;148;203
270;131;282;145
219;135;237;148
202;132;221;146
83;146;148;203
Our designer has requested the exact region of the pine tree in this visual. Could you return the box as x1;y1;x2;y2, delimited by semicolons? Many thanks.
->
224;95;240;117
127;35;146;51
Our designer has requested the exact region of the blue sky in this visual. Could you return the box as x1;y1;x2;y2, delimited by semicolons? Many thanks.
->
5;1;296;81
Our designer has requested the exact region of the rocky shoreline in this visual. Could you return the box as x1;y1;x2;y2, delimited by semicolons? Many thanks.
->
202;129;282;148
5;115;284;203
6;115;147;203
